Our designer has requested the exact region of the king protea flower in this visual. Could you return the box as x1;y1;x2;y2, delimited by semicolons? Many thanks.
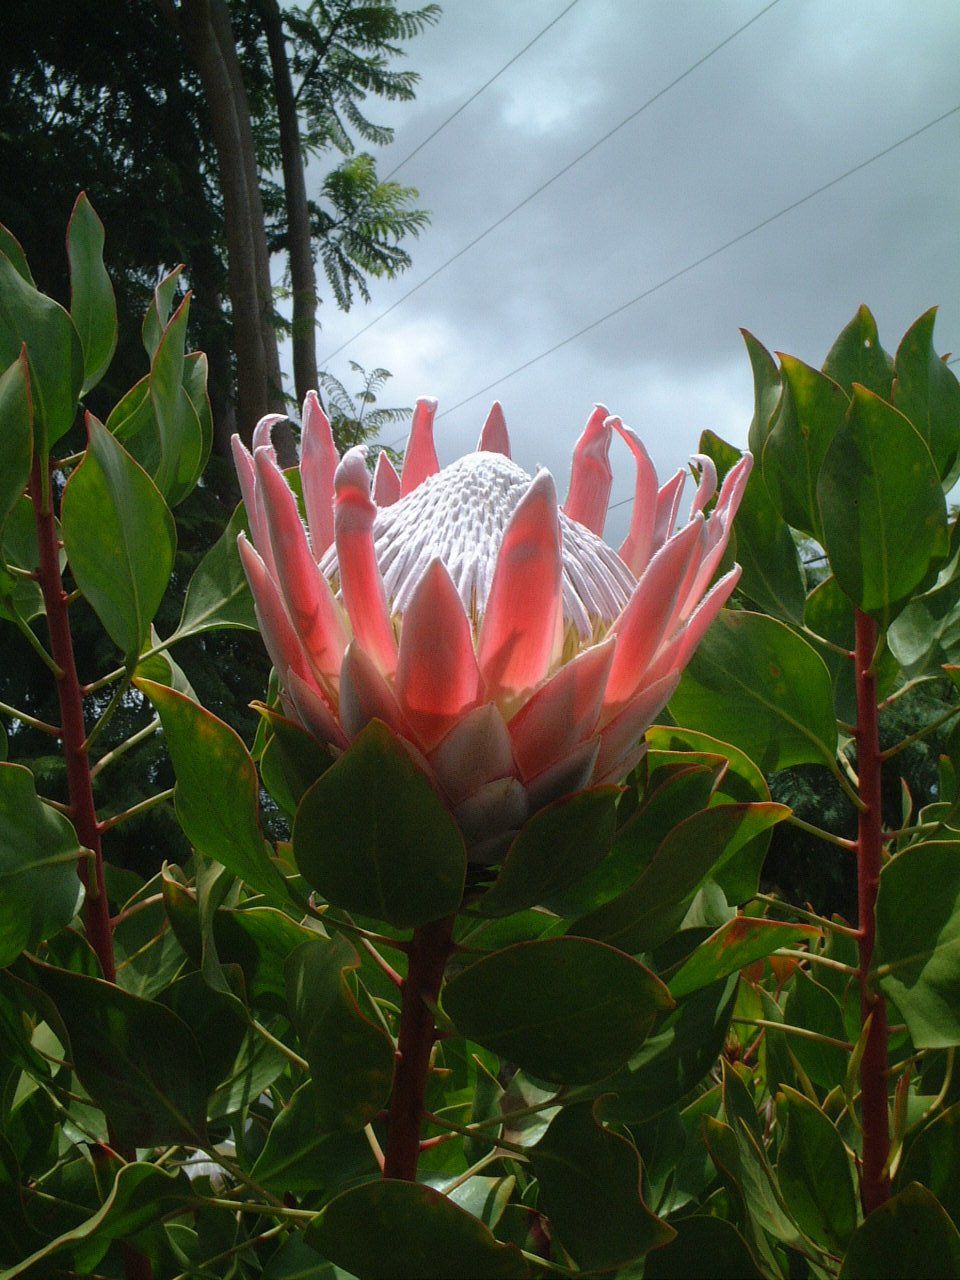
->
233;394;751;862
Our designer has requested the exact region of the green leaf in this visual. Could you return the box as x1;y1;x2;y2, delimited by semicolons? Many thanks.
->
670;610;838;773
137;680;289;904
148;294;205;504
545;760;724;918
28;958;209;1146
876;840;960;1047
0;250;83;447
894;308;960;487
669;918;820;1000
0;349;33;539
888;519;960;677
899;1101;960;1228
134;629;197;700
294;720;466;930
839;1183;960;1279
251;1079;377;1193
645;1215;763;1279
819;386;949;627
573;802;788;953
175;501;256;639
258;705;333;817
783;970;849;1087
308;1179;529;1279
61;415;175;656
443;937;673;1085
529;1100;673;1269
762;355;848;539
0;763;85;967
741;328;781;460
141;263;182;360
700;430;805;624
823;304;895;399
158;970;248;1093
0;1161;188;1279
285;934;395;1131
475;786;619;916
105;373;153;443
776;1084;857;1249
66;193;116;395
182;349;213;478
601;976;739;1125
0;224;33;284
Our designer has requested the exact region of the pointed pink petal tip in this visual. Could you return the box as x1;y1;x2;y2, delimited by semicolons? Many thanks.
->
477;469;563;708
373;450;401;506
563;405;614;535
396;558;482;751
252;412;288;455
477;401;511;457
300;390;339;560
400;397;440;496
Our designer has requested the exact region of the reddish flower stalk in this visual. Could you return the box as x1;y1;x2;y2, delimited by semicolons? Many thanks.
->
29;458;115;983
30;456;153;1280
854;609;891;1215
382;916;455;1180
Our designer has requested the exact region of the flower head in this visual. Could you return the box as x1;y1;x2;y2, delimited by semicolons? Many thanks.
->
234;393;751;861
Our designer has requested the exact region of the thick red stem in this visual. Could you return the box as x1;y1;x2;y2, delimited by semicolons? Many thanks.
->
30;459;115;982
854;609;891;1215
382;916;455;1181
31;458;153;1280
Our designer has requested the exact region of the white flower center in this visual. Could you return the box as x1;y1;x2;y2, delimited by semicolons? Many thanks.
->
322;451;636;637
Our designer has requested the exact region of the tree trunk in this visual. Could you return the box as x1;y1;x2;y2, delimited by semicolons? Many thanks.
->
205;0;286;416
256;0;320;405
172;0;283;447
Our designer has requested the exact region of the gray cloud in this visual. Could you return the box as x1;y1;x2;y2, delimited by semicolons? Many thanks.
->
297;0;960;544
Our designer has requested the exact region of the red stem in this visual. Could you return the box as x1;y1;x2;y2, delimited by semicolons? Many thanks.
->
30;458;116;982
30;457;153;1280
382;915;455;1181
854;610;891;1215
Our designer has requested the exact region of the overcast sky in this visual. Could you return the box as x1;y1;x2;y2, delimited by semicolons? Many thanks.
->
300;0;960;544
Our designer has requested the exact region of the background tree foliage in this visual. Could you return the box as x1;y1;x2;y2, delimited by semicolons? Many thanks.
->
0;0;437;455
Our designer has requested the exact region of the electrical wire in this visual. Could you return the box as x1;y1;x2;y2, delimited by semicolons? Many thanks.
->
321;0;785;365
383;0;583;181
428;103;960;427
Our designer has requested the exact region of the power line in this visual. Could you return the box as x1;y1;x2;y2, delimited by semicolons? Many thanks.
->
426;104;960;428
383;0;583;181
321;0;784;366
605;257;960;516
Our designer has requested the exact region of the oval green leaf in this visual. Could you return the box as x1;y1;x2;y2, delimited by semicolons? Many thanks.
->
443;937;673;1085
530;1100;674;1269
875;840;960;1047
0;349;33;539
28;958;209;1148
894;307;960;487
0;249;82;447
294;719;466;930
61;415;175;656
137;678;289;904
66;193;116;395
776;1084;857;1249
818;385;949;627
285;935;395;1133
475;786;620;917
839;1183;960;1279
670;610;838;773
0;763;85;967
309;1179;529;1279
762;354;848;539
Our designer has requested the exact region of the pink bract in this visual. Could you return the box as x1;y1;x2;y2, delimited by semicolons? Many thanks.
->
235;397;751;862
